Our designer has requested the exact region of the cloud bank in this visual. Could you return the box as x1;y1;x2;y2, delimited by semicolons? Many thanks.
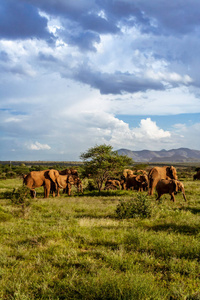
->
0;0;200;160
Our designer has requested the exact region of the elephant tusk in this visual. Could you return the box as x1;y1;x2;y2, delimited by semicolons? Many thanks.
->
58;183;64;188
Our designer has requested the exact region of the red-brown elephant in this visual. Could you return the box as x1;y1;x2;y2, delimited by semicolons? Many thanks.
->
126;174;148;192
148;166;178;196
23;169;68;198
156;179;186;202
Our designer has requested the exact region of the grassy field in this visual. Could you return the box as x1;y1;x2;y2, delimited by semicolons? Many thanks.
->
0;175;200;299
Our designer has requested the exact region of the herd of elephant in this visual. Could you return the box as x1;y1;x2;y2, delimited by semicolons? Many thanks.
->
105;165;187;202
23;165;188;202
23;168;83;198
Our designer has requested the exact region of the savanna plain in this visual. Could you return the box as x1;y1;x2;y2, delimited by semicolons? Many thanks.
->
0;164;200;299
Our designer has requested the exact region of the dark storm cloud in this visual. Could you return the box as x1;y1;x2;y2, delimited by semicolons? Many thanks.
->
0;0;199;93
54;15;102;51
25;0;120;33
69;30;100;52
2;0;200;49
96;0;200;35
24;0;120;50
40;0;200;37
70;66;164;95
0;0;54;41
138;1;200;35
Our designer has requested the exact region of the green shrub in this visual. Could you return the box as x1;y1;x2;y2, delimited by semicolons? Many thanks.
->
6;171;17;179
3;186;32;218
4;186;32;207
29;165;47;171
86;179;96;191
0;172;6;179
116;193;152;219
11;186;31;206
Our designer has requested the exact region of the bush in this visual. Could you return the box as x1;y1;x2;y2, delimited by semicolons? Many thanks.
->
116;193;152;219
29;165;47;171
86;179;96;191
6;171;17;179
4;186;32;207
3;186;32;218
0;172;6;179
11;186;32;206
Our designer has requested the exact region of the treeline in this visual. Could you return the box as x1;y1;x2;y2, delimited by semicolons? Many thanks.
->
0;163;81;180
0;161;83;166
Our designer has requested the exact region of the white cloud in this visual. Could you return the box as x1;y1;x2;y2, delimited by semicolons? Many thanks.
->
1;1;200;160
75;112;171;150
27;142;51;151
146;70;193;85
4;117;22;123
137;118;171;139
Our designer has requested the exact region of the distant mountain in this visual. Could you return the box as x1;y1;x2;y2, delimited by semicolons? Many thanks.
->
117;148;200;162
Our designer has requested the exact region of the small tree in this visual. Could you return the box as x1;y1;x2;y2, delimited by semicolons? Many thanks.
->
80;144;133;192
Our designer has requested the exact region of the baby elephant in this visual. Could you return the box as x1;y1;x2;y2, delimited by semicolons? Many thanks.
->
156;179;187;202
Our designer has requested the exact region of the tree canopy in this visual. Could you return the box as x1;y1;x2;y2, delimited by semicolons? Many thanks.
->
80;144;133;191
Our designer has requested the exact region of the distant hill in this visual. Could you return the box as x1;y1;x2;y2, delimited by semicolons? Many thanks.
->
117;148;200;162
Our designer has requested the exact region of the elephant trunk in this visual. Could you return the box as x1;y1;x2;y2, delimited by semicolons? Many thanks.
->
182;191;187;201
180;185;187;201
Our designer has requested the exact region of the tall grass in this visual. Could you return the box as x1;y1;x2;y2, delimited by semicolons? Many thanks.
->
0;177;200;299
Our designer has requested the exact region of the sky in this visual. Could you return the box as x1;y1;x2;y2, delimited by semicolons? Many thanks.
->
0;0;200;161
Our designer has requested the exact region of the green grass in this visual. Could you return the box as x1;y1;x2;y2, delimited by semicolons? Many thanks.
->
0;177;200;299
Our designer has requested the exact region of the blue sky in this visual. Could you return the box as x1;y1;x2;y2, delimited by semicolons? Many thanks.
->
0;0;200;161
117;114;200;131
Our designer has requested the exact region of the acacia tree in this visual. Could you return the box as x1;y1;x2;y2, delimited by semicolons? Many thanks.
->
80;144;133;192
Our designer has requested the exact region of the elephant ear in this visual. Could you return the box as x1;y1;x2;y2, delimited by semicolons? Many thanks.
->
49;169;59;182
177;181;184;192
68;175;75;184
71;169;78;176
170;166;177;179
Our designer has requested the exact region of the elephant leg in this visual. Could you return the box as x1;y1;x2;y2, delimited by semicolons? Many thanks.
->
44;186;47;198
30;189;36;198
67;184;72;196
148;183;153;195
148;179;152;195
139;184;143;192
77;184;83;193
149;178;158;195
170;192;175;202
77;184;80;193
46;189;50;198
44;182;51;198
151;182;157;195
156;193;162;201
149;189;154;196
51;182;57;197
